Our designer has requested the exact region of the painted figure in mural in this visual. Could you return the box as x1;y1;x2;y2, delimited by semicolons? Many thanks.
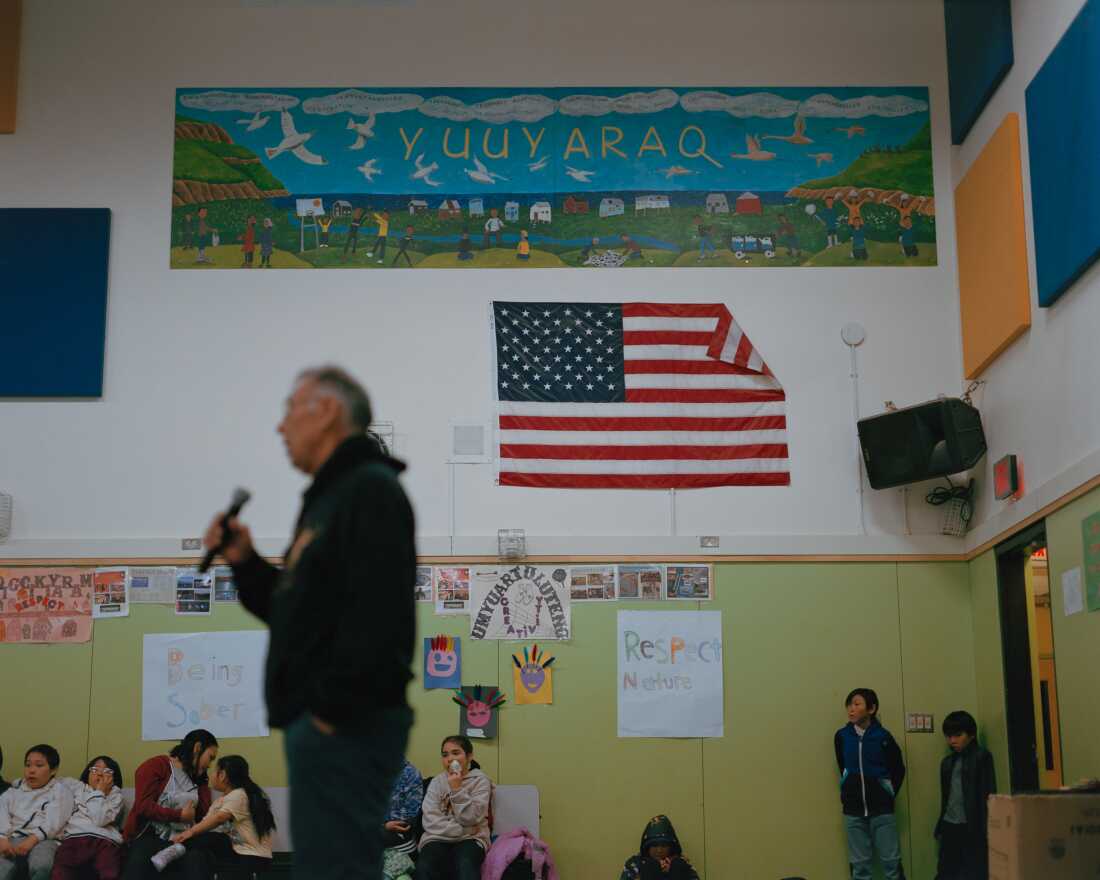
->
239;216;257;268
851;225;869;261
370;210;390;263
580;236;600;264
619;233;645;263
516;229;530;262
841;189;872;230
816;195;840;248
181;214;194;250
776;214;801;259
896;194;919;258
694;215;716;261
195;207;217;265
317;215;332;248
457;230;474;262
392;226;415;267
259;218;274;268
483;208;504;250
342;207;363;260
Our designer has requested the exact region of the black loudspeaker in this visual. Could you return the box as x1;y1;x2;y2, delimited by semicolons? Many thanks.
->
857;398;987;490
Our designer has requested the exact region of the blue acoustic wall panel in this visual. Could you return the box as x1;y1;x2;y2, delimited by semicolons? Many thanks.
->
944;0;1014;144
1026;0;1100;306
0;208;112;396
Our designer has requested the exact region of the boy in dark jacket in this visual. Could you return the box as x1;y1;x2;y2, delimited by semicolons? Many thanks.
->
935;710;996;880
835;687;906;880
619;815;698;880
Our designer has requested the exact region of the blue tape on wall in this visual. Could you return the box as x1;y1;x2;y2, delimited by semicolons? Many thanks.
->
944;0;1014;145
0;208;112;396
1026;0;1100;307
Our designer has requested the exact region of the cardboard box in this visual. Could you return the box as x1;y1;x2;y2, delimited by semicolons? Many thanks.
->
988;793;1100;879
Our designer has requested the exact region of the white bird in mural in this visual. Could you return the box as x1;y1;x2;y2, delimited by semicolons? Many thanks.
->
410;153;442;187
356;158;382;181
660;165;695;179
237;110;270;132
834;125;866;139
808;152;834;167
762;114;813;145
564;165;595;183
463;155;508;185
729;134;776;161
266;111;327;165
528;155;549;172
346;113;377;150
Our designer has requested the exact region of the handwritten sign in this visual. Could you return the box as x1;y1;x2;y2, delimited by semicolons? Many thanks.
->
142;631;270;740
617;611;724;738
469;565;571;641
0;568;94;643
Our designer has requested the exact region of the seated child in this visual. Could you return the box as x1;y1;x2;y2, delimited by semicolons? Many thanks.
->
0;747;8;797
415;736;492;880
0;744;73;880
383;757;423;859
150;755;274;875
52;755;126;880
935;710;996;880
619;815;698;880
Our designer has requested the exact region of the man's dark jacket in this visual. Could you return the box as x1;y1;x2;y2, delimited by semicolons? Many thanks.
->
233;434;416;728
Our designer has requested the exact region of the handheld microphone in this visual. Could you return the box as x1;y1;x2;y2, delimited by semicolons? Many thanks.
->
198;487;252;573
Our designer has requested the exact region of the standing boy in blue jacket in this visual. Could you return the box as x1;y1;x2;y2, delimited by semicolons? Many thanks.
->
835;687;907;880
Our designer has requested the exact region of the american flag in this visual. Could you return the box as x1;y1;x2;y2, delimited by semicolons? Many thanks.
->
492;302;790;489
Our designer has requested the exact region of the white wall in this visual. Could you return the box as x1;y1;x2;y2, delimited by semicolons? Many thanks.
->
955;0;1100;552
0;0;967;558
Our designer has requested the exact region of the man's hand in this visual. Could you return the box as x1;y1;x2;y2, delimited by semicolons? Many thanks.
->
202;515;255;566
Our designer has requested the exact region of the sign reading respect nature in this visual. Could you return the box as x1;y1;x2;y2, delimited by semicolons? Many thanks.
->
617;610;724;738
0;568;94;643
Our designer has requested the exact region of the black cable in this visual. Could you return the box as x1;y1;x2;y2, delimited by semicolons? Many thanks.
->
925;477;974;523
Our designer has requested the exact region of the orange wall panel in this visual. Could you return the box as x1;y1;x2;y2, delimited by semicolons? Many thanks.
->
955;112;1031;378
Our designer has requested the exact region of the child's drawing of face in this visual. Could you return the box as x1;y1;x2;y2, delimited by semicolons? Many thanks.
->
519;662;546;694
427;648;457;678
466;700;492;728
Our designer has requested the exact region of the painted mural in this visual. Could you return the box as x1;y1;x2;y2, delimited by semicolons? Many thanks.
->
171;87;935;270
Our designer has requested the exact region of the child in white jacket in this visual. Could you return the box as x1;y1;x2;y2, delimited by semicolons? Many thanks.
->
53;756;126;880
0;744;73;880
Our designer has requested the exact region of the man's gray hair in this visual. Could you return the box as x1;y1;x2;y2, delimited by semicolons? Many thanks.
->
296;365;373;431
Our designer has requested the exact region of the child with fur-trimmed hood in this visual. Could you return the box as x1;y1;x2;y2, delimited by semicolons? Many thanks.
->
619;815;698;880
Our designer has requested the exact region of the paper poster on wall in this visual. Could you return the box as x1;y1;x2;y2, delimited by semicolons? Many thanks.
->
666;565;712;600
618;610;724;738
1062;567;1084;617
469;565;571;641
93;568;130;618
1084;511;1100;612
616;564;665;601
434;567;471;615
213;566;238;602
142;631;270;740
512;644;555;705
129;567;177;604
570;565;617;601
171;86;935;271
415;565;433;603
423;635;461;689
453;685;505;739
175;568;213;616
0;568;94;643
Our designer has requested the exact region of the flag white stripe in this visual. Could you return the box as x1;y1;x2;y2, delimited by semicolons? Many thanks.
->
624;345;715;361
498;401;787;417
500;429;788;446
623;373;782;390
623;316;721;332
500;458;790;474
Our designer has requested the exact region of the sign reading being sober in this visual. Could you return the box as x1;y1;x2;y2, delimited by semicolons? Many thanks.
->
142;631;270;740
617;610;723;738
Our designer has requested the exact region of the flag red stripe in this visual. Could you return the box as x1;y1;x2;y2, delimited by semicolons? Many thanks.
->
624;359;761;375
498;415;787;431
499;472;791;489
622;330;716;346
500;444;789;461
623;303;727;319
625;388;786;403
734;332;755;367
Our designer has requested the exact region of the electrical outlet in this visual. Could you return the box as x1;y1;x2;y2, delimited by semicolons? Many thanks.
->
699;536;720;548
181;537;202;551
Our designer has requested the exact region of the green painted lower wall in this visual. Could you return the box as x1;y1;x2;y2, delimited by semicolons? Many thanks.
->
0;561;976;879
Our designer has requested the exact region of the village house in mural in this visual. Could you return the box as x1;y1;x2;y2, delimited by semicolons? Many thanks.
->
170;86;935;270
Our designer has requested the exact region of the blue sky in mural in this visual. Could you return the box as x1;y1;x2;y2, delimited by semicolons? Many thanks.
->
176;86;930;196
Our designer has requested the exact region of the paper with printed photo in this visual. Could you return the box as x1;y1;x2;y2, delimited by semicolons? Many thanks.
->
434;567;471;615
93;568;130;618
415;565;433;603
617;564;665;601
666;564;712;600
570;565;617;601
175;568;213;616
129;567;177;604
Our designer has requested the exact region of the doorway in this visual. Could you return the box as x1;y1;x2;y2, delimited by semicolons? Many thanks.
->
995;522;1064;791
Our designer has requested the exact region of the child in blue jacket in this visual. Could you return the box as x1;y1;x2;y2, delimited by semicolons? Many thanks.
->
834;687;906;880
